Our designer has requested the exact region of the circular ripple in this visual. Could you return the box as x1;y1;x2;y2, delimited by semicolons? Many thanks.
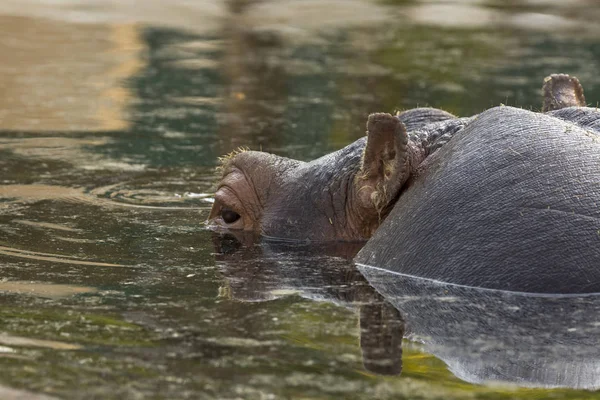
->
90;177;214;210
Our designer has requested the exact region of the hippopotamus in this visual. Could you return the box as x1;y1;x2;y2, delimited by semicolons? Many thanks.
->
208;74;600;294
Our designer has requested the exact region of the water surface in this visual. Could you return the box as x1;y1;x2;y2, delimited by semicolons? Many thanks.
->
1;0;600;398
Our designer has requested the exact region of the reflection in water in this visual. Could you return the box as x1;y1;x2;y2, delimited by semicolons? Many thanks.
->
0;385;59;400
218;2;288;155
215;233;600;389
2;0;600;398
359;301;404;376
13;220;83;233
0;185;85;203
213;232;405;376
0;333;81;350
215;0;406;160
0;245;130;268
360;266;600;390
0;281;97;299
0;16;144;132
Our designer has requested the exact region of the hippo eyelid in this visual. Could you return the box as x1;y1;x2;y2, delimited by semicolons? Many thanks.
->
214;186;242;213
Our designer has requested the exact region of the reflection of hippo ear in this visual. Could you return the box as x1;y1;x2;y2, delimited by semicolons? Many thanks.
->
359;302;404;376
542;74;586;112
356;114;413;220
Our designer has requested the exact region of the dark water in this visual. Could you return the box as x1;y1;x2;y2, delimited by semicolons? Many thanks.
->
1;0;600;398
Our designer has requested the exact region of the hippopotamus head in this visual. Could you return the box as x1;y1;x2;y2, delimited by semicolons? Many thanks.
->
208;74;587;241
208;111;439;241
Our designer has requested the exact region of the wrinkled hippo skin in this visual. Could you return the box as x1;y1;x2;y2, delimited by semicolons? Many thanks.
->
355;106;600;294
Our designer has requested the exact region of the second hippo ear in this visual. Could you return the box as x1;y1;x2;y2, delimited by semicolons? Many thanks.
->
542;74;586;112
355;113;412;217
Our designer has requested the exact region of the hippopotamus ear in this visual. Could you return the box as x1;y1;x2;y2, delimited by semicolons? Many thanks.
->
355;113;413;218
542;74;586;112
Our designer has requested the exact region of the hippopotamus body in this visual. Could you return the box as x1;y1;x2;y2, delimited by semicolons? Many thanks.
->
208;74;600;294
357;105;600;293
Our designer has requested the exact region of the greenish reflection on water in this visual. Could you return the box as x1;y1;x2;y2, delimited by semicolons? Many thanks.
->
1;0;600;398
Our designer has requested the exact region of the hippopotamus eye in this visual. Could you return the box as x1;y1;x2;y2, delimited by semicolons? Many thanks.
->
221;208;241;224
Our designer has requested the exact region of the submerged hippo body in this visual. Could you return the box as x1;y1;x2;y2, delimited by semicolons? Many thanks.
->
209;74;600;294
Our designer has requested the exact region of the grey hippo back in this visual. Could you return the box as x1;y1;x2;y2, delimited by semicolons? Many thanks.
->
355;106;600;294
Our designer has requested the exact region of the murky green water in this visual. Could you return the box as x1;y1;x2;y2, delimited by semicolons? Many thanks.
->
1;0;600;398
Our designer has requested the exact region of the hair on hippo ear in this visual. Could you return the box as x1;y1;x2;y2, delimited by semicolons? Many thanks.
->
542;74;586;112
355;113;416;219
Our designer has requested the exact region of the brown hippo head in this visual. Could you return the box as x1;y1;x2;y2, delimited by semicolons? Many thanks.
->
208;112;433;241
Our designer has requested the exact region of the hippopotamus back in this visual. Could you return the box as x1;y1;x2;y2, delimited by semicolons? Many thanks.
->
355;106;600;294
